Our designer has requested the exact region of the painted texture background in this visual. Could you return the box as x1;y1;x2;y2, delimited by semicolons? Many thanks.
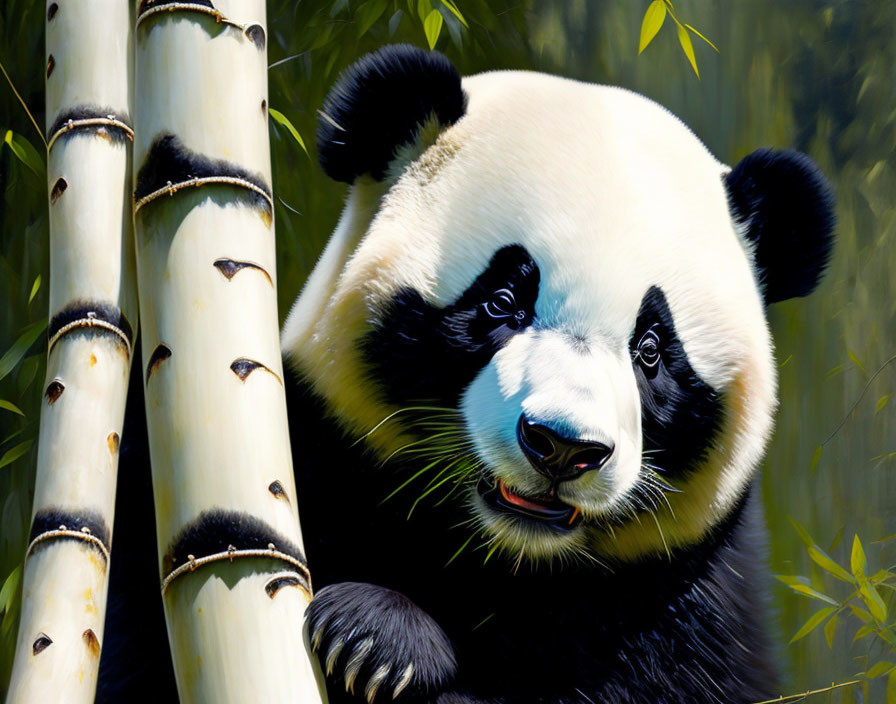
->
1;1;894;700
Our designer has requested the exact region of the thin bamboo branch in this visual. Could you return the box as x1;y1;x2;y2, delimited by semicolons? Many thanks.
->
133;0;324;700
6;2;136;701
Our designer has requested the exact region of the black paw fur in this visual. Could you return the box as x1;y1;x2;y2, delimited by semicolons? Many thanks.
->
307;582;456;702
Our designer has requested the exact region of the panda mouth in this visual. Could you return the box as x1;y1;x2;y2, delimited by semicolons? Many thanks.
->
477;476;582;532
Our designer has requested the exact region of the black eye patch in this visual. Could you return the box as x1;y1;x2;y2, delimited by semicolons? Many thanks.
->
362;244;540;407
630;286;722;478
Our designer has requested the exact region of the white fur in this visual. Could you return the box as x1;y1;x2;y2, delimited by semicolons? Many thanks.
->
282;70;776;563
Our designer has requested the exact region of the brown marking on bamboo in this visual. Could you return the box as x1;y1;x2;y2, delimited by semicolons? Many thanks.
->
50;177;67;204
259;207;272;229
82;629;100;657
146;343;172;383
213;258;273;286
47;3;59;21
244;24;265;49
84;588;97;615
264;575;301;599
107;432;120;454
268;480;288;502
89;352;98;367
46;55;55;78
230;358;282;385
32;634;52;655
261;99;267;117
45;379;65;404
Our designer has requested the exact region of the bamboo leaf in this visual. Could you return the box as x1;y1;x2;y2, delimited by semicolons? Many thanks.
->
848;348;867;377
423;9;443;49
858;579;888;622
788;584;839;606
28;275;41;305
790;606;836;643
676;21;699;78
851;534;867;579
789;516;815;548
388;9;403;35
0;400;25;417
440;0;468;28
849;605;873;623
417;0;432;22
269;108;309;157
876;395;890;413
0;565;22;614
853;624;874;643
0;318;47;384
355;0;389;37
0;439;33;470
823;614;838;648
810;444;823;473
638;0;666;54
684;23;719;52
776;574;812;587
809;544;855;584
3;129;45;178
888;669;896;704
866;661;895;679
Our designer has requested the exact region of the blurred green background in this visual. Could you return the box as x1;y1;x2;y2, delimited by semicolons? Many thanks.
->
1;0;894;700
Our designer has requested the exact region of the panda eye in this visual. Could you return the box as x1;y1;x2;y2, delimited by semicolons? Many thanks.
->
636;329;661;369
484;288;518;320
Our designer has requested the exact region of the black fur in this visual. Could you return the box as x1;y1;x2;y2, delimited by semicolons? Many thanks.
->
48;301;134;352
307;582;456;700
287;379;778;704
134;134;271;210
46;105;133;143
162;509;307;577
317;44;466;183
630;286;722;478
724;148;835;304
363;244;539;407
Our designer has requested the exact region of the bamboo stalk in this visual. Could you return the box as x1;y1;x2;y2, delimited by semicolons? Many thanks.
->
6;1;136;701
133;1;324;701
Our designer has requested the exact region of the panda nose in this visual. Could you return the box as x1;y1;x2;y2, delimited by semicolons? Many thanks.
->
516;415;614;482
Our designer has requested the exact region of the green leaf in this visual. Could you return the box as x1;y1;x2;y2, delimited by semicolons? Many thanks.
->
823;613;838;648
423;9;443;49
775;574;811;587
28;274;41;305
849;604;873;623
0;565;22;613
808;544;855;584
684;23;719;52
888;669;896;704
0;439;33;470
676;21;699;78
0;400;24;417
876;395;890;413
851;534;867;579
3;129;45;178
388;9;403;35
0;318;47;384
866;661;895;679
788;583;839;606
355;0;389;37
638;0;666;54
790;606;836;643
848;348;867;377
789;516;814;548
416;0;432;22
871;569;894;582
853;624;874;643
810;444;823;473
269;108;308;157
440;0;468;27
858;579;888;622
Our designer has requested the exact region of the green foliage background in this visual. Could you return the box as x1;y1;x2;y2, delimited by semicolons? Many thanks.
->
1;1;894;700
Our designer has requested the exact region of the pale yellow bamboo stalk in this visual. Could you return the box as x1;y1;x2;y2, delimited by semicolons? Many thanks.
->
6;2;136;702
133;1;324;701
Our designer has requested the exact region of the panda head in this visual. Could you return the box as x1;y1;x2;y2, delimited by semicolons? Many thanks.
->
283;45;834;566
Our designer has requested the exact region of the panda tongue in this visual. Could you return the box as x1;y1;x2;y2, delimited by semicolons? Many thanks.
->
498;479;561;513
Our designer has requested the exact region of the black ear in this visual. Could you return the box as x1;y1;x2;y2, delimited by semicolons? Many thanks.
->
724;148;835;304
317;44;466;184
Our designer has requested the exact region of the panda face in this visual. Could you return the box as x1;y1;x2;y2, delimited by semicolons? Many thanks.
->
285;62;832;565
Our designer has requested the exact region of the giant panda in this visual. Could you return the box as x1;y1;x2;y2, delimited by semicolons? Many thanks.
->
281;45;835;704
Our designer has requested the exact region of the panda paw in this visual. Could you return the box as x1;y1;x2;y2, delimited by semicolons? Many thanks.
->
307;582;456;702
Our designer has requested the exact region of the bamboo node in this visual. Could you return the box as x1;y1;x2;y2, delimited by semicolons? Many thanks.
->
188;554;196;570
49;316;132;359
160;547;312;595
134;175;274;214
26;527;110;564
47;115;135;151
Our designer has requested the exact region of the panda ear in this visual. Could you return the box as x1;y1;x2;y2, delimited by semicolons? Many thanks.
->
317;44;466;184
724;148;835;304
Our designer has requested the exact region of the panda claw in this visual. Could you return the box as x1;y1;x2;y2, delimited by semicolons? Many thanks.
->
307;582;456;701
